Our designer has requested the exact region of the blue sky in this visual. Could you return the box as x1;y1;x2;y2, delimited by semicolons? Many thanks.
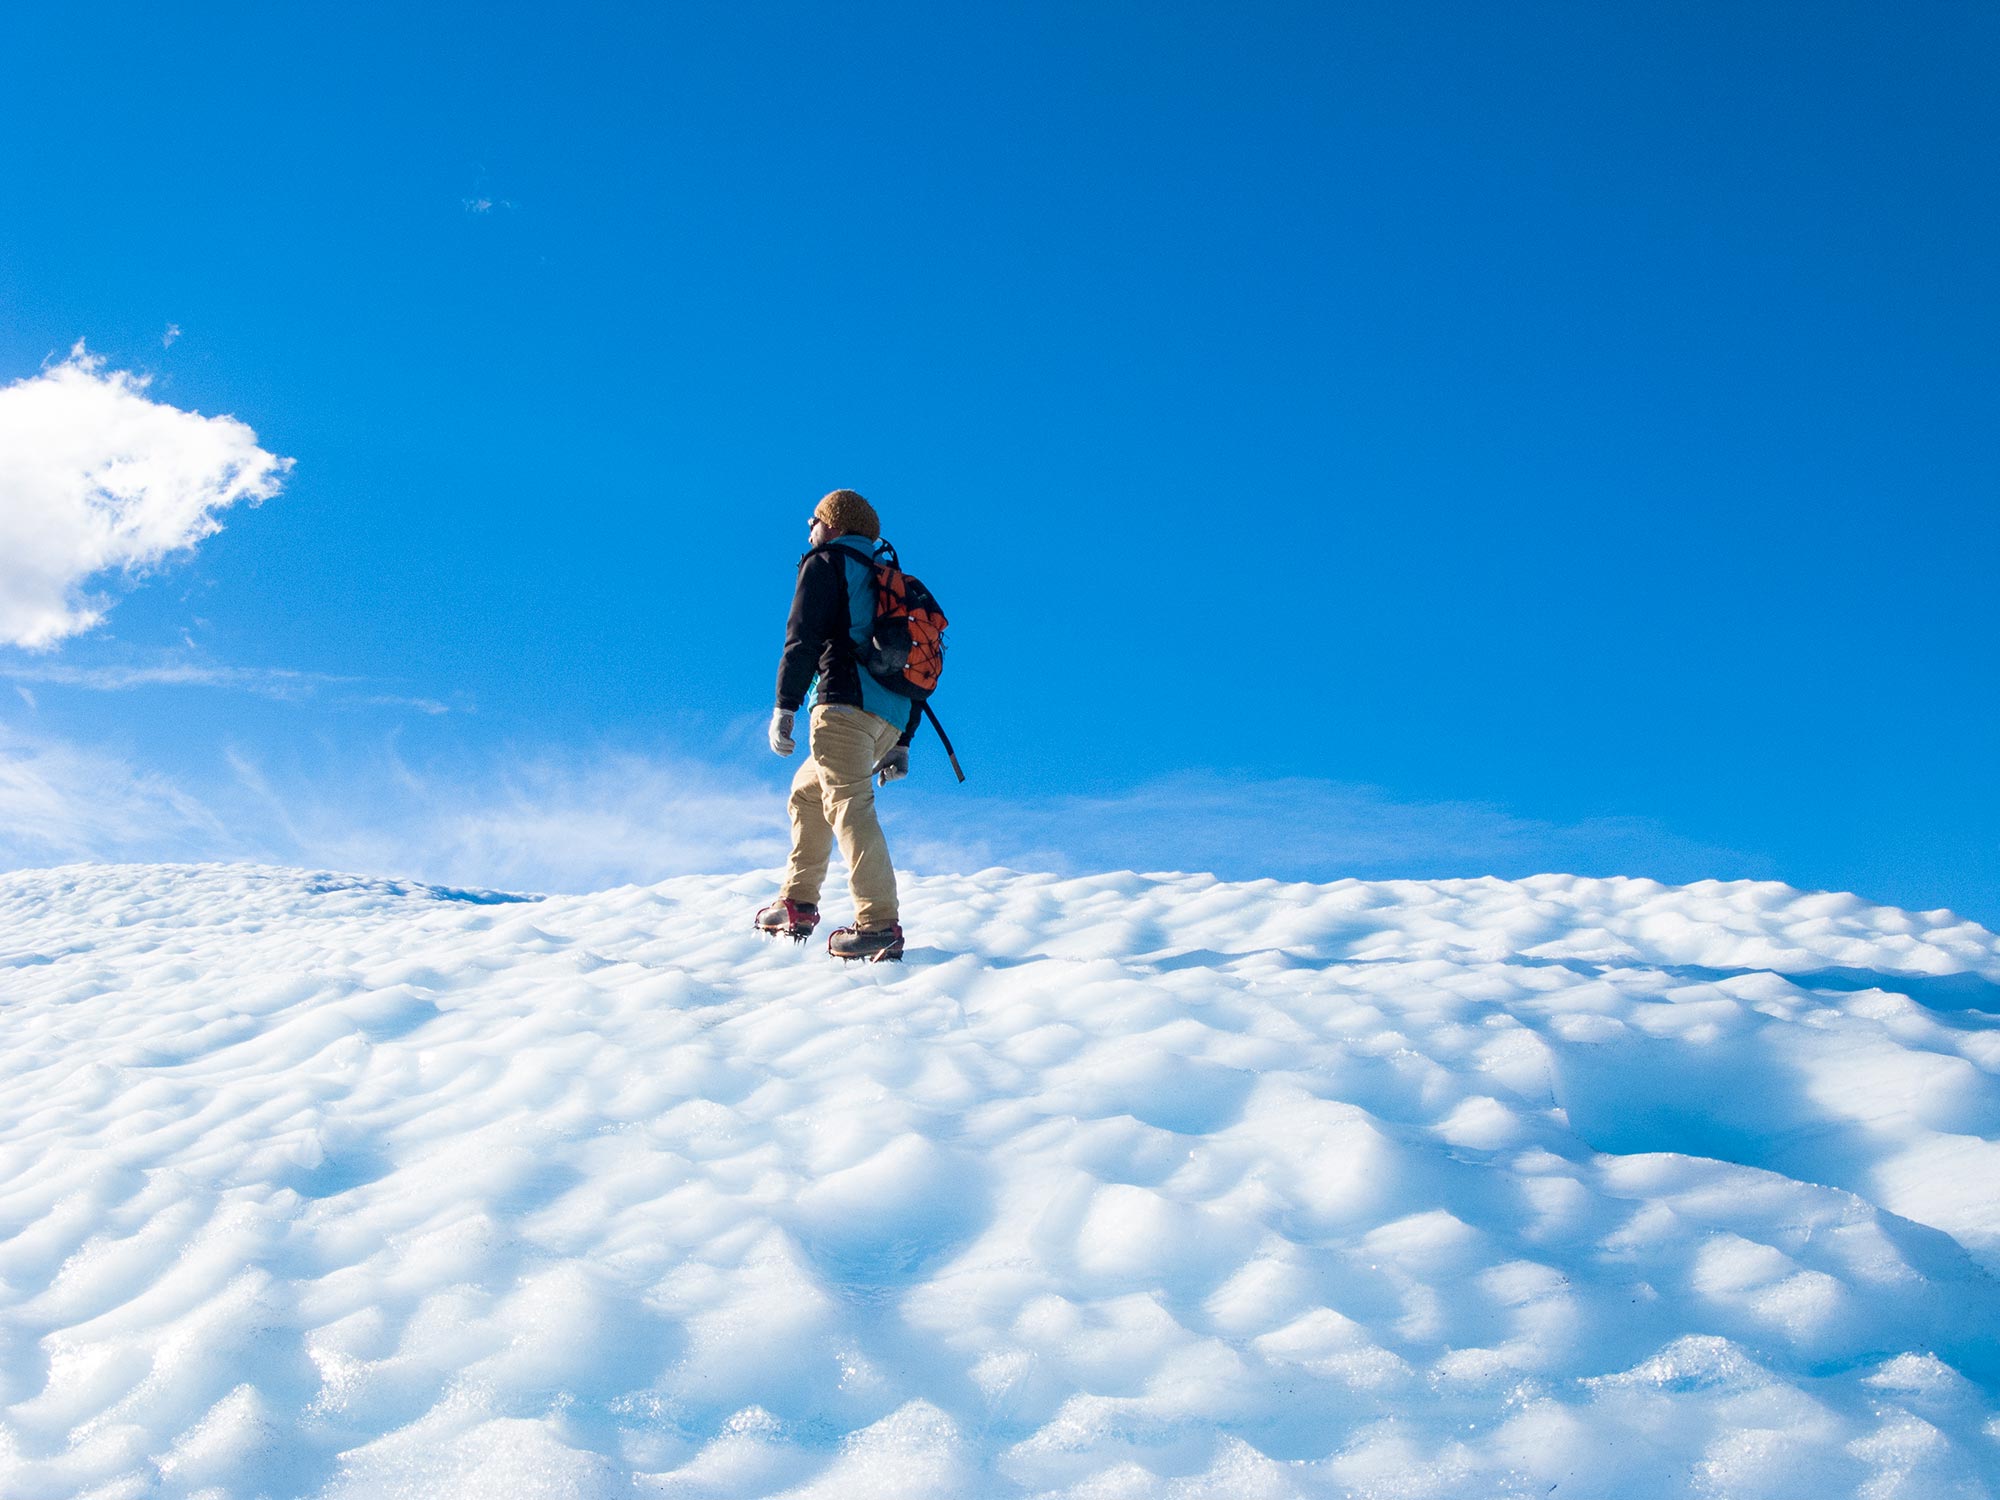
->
1;2;1995;922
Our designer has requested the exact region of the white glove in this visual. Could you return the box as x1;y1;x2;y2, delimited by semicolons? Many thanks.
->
872;745;909;786
770;708;796;756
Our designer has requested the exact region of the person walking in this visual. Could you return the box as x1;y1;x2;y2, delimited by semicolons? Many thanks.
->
755;489;920;961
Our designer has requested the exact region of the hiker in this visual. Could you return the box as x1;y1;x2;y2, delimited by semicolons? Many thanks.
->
755;489;920;962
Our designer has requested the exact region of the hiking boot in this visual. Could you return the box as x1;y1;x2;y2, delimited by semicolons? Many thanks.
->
827;922;905;962
753;898;819;942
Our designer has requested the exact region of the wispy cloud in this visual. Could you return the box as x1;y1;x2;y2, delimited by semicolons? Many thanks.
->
2;660;322;698
223;744;781;892
358;695;453;716
0;717;775;892
886;772;1763;888
0;343;291;649
0;712;1763;901
161;323;181;349
0;719;225;866
0;657;462;715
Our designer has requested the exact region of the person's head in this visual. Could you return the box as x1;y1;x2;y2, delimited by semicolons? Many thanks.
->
808;488;880;547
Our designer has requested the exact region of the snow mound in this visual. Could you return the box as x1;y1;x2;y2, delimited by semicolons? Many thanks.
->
2;863;1998;1498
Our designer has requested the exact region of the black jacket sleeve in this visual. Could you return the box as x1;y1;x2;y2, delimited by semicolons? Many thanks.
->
776;553;844;711
899;700;920;747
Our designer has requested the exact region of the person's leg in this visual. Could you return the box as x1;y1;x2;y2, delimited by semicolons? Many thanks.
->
781;754;833;906
811;706;902;929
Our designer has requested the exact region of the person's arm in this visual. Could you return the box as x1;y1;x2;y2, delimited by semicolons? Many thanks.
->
776;552;841;711
872;700;922;784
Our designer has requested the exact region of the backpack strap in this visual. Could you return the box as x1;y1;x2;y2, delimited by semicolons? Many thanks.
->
803;541;887;571
802;541;906;583
923;702;966;783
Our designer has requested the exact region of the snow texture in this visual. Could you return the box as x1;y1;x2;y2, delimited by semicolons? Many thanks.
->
2;863;1998;1498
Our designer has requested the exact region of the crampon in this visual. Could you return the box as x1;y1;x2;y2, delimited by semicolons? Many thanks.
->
752;899;820;943
827;922;905;962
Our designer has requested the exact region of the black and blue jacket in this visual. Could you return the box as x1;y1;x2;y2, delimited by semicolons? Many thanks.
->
776;539;921;745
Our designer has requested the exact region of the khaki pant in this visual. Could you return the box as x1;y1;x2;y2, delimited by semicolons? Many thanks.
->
782;704;903;928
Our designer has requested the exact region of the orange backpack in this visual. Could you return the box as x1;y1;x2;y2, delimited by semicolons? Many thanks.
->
821;539;963;781
861;543;947;700
820;539;946;701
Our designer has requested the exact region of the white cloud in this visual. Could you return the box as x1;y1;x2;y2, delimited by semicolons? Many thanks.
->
162;323;181;349
0;343;292;649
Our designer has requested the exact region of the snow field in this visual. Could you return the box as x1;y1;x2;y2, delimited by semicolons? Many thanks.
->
0;863;1997;1498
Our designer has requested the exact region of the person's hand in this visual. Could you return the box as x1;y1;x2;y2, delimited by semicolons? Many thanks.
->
872;745;909;786
769;708;796;756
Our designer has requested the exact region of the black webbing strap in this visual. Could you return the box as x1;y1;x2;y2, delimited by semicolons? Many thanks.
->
806;541;890;572
923;702;966;783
